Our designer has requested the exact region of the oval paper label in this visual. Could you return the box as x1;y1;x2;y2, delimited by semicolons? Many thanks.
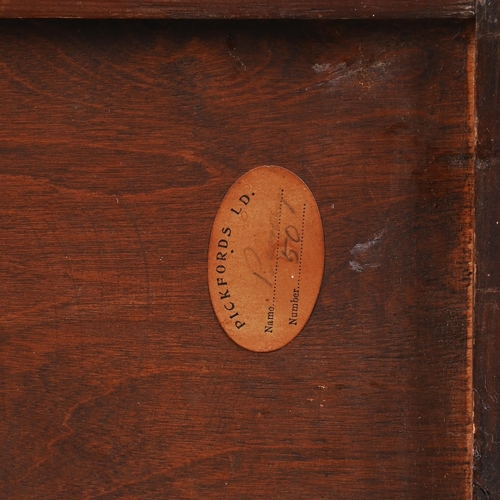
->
208;166;324;352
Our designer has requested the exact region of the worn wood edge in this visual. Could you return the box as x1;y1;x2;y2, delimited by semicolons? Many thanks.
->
467;26;477;500
0;0;475;19
474;0;500;498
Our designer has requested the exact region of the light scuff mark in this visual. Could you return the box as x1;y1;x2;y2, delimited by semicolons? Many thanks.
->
349;228;386;273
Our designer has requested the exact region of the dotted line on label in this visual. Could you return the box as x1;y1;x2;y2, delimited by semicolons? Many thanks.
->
272;189;284;311
297;203;306;292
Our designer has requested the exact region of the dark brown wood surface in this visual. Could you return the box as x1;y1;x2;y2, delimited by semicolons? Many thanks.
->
0;20;473;499
474;0;500;497
0;0;475;20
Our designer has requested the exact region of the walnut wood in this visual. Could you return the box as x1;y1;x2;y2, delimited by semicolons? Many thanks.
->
0;19;473;498
474;0;500;497
0;0;474;20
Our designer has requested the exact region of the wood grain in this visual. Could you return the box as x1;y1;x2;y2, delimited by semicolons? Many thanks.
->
0;0;475;20
474;0;500;497
0;20;473;498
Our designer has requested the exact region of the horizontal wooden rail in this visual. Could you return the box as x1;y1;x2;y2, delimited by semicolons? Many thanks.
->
0;0;475;19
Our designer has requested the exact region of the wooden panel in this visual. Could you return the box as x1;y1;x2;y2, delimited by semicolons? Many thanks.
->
0;0;475;20
474;0;500;497
0;20;473;498
475;0;500;289
473;293;500;499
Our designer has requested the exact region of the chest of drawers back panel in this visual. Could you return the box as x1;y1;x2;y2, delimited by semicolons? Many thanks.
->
0;17;477;499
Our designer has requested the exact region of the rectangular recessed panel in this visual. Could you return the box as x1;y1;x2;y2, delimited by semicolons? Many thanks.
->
0;20;473;499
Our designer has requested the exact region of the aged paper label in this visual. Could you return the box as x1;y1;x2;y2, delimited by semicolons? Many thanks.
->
208;166;324;352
